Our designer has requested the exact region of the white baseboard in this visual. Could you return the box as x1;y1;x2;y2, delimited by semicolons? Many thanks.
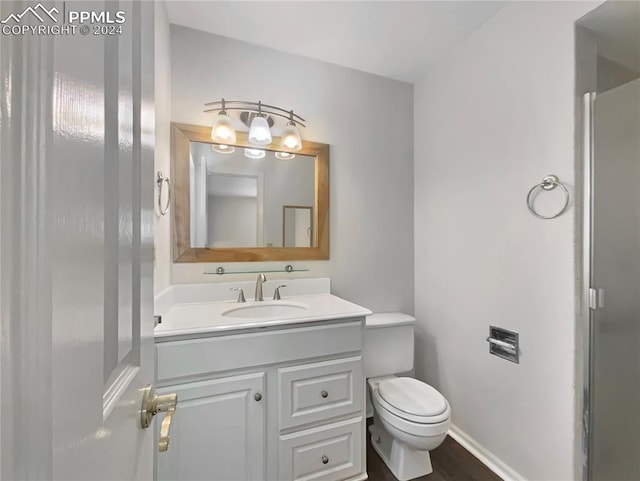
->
448;424;526;481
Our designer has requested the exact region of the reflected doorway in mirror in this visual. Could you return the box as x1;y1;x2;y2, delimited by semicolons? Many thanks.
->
283;205;313;248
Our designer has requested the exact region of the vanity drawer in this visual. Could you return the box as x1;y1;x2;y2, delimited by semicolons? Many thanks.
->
278;356;363;430
157;320;363;382
278;416;363;481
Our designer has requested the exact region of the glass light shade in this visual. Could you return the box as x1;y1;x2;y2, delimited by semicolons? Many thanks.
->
211;112;236;143
211;144;235;154
248;116;272;145
275;151;296;160
280;122;302;151
244;148;265;160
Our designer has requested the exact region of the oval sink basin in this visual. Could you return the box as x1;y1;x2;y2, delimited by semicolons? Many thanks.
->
222;302;308;319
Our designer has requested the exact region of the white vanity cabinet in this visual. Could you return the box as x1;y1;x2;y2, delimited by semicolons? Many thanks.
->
155;317;367;481
156;372;266;481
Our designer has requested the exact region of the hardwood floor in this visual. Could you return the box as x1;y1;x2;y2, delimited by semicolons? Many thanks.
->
366;420;503;481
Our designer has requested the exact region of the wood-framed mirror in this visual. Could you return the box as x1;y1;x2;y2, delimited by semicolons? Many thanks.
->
171;122;329;262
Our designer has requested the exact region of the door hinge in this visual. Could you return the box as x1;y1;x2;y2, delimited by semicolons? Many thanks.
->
589;288;604;309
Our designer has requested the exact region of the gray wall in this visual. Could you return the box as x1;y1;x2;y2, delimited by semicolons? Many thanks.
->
208;195;258;248
168;25;414;313
597;55;640;93
413;2;598;480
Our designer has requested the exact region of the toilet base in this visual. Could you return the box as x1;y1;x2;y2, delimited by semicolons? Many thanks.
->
369;421;433;481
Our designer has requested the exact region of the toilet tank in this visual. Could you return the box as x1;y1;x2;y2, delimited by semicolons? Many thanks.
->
365;313;416;378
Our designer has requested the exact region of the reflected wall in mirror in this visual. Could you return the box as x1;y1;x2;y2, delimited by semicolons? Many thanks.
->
189;142;316;249
172;123;329;262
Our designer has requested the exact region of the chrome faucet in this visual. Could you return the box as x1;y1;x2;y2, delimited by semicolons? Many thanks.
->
230;287;246;303
255;273;267;301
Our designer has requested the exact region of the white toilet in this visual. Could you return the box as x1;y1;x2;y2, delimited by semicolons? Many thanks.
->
365;313;451;481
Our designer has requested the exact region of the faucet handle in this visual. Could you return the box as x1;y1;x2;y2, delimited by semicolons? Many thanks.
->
230;287;246;303
273;285;287;301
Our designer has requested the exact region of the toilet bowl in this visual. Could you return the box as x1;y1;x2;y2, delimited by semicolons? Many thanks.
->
365;314;451;480
368;377;450;480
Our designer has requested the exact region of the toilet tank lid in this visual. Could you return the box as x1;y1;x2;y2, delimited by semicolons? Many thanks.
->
366;312;416;328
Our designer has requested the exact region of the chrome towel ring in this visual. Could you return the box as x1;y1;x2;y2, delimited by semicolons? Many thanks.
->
526;175;569;219
156;171;171;216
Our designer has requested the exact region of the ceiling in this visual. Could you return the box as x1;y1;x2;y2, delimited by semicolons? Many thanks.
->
165;1;507;83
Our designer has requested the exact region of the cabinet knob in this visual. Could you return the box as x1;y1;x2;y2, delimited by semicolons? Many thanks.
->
321;455;329;465
254;393;262;402
321;390;328;399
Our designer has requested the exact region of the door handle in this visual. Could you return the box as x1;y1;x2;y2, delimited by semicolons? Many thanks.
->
158;406;175;452
141;385;178;452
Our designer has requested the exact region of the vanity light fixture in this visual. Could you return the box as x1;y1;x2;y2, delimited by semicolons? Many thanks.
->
204;99;305;148
248;102;272;146
211;144;235;154
244;148;265;160
280;111;302;151
275;151;296;160
210;98;236;144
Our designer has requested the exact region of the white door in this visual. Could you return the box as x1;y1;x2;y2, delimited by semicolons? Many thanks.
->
157;373;266;481
0;1;158;479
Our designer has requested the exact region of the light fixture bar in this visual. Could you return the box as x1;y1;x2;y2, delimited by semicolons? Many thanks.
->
203;108;306;127
204;100;306;125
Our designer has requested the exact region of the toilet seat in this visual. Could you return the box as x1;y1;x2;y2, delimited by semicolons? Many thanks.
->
374;398;450;438
375;377;450;424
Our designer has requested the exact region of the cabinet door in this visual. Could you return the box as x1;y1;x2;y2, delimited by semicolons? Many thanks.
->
157;372;266;481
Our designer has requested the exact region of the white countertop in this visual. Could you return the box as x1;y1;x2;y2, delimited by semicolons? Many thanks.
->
154;293;372;339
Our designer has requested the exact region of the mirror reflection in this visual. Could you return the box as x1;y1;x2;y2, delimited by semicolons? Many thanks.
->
189;141;316;249
283;206;313;247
